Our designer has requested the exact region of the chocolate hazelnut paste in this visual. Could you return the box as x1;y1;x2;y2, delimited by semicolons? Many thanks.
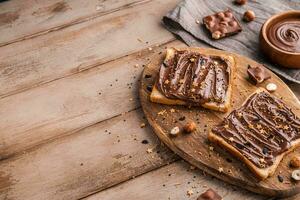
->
212;91;300;168
157;50;230;105
268;18;300;52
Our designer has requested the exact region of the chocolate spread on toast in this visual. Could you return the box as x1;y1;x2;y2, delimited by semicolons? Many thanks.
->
156;50;231;105
212;91;300;168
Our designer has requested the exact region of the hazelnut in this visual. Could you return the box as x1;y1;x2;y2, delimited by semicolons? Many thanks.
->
217;12;225;18
234;0;247;5
170;126;180;136
183;122;197;133
243;10;255;22
266;83;277;92
198;189;222;200
229;21;237;27
212;31;221;39
292;170;300;181
290;156;300;168
224;11;233;18
199;190;214;199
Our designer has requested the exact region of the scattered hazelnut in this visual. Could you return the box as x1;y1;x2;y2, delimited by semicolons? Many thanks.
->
198;189;222;200
170;126;180;136
183;121;197;133
234;0;247;5
212;31;221;40
266;83;277;92
292;170;300;181
243;10;255;22
290;156;300;168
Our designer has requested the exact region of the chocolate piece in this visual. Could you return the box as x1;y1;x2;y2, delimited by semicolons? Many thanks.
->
267;18;300;53
203;10;242;40
146;85;153;92
278;175;284;182
197;189;222;200
212;91;300;168
157;49;231;105
247;64;271;84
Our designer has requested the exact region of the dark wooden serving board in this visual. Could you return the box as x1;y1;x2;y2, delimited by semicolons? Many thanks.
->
139;47;300;197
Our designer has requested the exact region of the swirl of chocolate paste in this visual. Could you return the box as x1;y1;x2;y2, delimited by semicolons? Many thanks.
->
156;50;230;105
268;19;300;53
212;91;300;168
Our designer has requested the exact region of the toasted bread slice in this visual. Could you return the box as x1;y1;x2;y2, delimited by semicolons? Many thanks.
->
208;88;300;180
150;47;235;112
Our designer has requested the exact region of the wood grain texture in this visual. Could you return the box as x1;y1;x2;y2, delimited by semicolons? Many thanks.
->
0;0;149;46
0;41;183;160
0;108;178;200
140;47;300;197
84;160;265;200
0;0;178;98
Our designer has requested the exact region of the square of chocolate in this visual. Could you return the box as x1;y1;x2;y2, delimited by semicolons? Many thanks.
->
203;10;242;40
247;64;271;85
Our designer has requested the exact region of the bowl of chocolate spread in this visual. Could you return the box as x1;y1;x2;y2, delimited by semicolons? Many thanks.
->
260;11;300;68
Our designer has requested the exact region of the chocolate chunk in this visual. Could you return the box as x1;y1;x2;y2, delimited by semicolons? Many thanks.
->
197;189;222;200
278;175;284;182
236;143;244;150
203;10;242;40
141;139;149;144
247;64;271;84
262;147;269;155
146;85;153;92
144;74;152;79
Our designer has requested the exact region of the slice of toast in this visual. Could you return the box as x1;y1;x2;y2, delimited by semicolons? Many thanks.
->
150;47;235;112
208;88;300;180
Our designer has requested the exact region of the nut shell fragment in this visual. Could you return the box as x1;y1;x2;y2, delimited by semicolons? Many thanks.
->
266;83;277;92
292;170;300;181
170;126;180;136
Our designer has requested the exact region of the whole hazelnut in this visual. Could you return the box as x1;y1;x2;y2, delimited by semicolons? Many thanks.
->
234;0;247;5
243;10;255;22
183;122;197;133
212;31;221;39
290;156;300;168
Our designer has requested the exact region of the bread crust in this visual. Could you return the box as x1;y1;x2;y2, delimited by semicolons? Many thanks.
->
208;88;300;180
149;47;235;112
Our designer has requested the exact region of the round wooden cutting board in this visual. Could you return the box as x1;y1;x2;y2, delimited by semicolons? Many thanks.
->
139;47;300;197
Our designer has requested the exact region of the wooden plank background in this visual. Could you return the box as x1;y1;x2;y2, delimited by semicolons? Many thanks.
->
0;0;299;200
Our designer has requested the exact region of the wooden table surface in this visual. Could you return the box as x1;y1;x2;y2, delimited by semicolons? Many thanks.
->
0;0;299;200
